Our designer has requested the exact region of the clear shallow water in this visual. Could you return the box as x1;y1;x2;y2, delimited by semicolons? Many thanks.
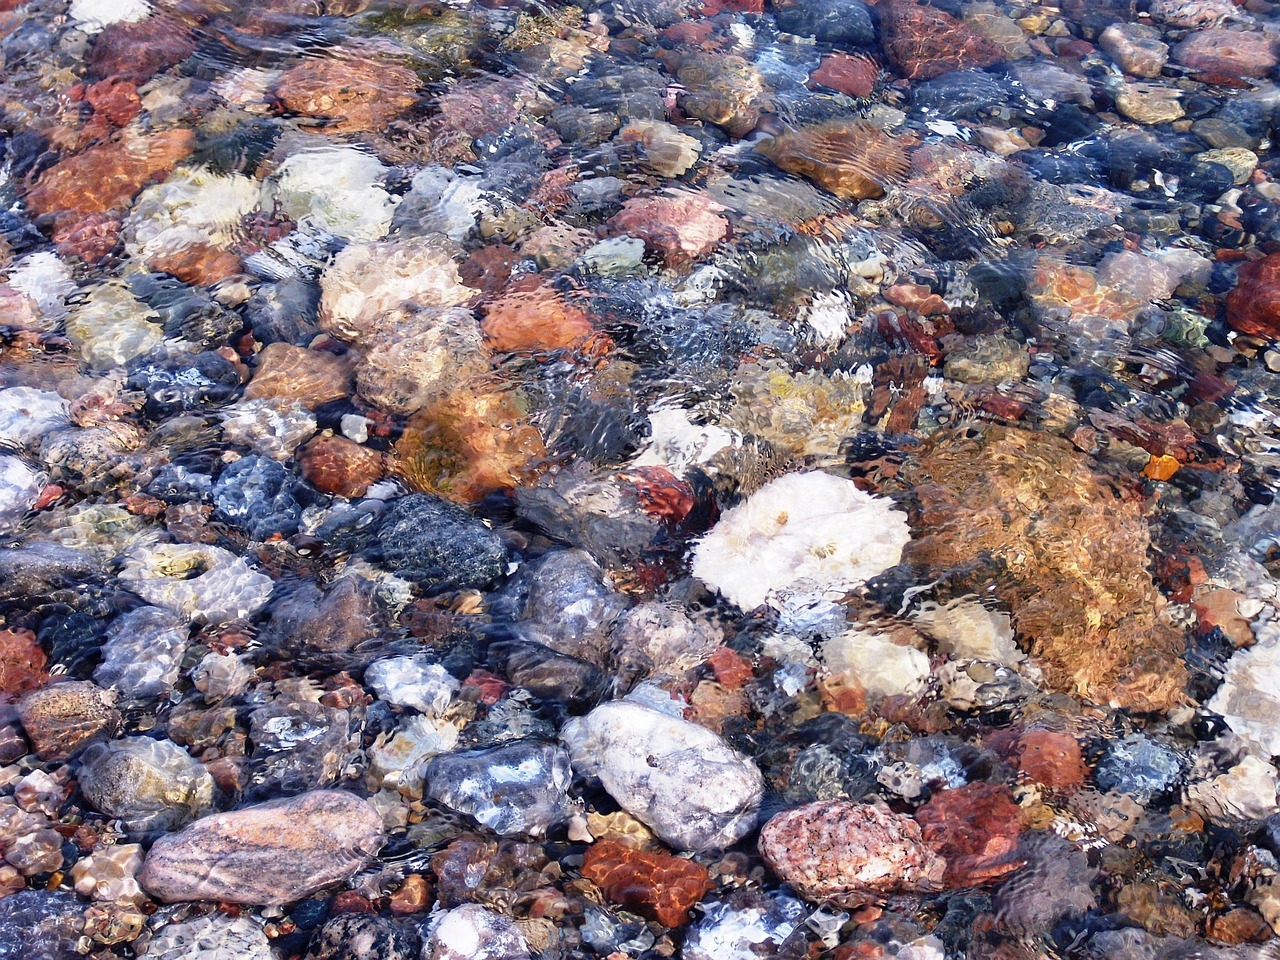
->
2;0;1280;957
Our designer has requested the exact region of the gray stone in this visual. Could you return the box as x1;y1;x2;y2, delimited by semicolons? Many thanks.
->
78;737;214;832
94;607;189;700
305;914;420;960
425;741;575;837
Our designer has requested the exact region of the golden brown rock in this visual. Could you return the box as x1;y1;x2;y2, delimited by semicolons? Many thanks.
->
16;681;120;761
757;120;910;202
581;838;712;927
244;343;355;409
300;435;384;499
904;425;1188;711
480;277;598;353
658;51;769;138
275;47;420;133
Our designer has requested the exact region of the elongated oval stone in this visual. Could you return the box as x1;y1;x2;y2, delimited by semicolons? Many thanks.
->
138;789;384;905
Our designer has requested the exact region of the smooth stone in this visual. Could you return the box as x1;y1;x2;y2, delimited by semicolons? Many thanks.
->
17;681;120;761
424;741;575;837
305;914;421;960
145;913;276;960
423;905;531;960
78;736;213;831
365;657;458;715
93;606;188;700
1114;82;1184;124
1098;22;1169;78
0;457;48;535
561;700;763;852
139;789;385;905
0;544;98;601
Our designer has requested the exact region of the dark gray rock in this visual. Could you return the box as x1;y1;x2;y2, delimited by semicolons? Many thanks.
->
213;455;302;541
0;891;83;960
375;494;507;592
0;544;99;601
305;914;421;960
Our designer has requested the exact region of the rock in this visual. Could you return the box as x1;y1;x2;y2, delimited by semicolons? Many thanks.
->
809;52;881;98
375;494;508;592
1197;146;1257;184
658;51;768;138
480;278;597;354
304;914;421;960
618;120;701;178
915;783;1025;887
192;651;256;703
220;399;317;462
821;628;931;700
1185;754;1278;822
275;46;419;133
77;737;213;831
0;456;49;534
1227;253;1280;339
357;306;488;415
1173;28;1277;78
64;282;163;369
212;455;302;541
1210;623;1280;754
879;0;1005;80
610;602;721;683
93;606;188;700
1114;82;1184;124
424;904;530;960
119;543;274;625
262;576;380;658
489;641;611;710
682;891;809;960
0;628;48;698
17;681;119;760
365;657;457;714
368;714;459;796
758;800;946;906
608;190;728;267
70;843;144;903
0;387;68;447
425;741;574;837
0;544;98;602
913;599;1023;666
263;146;396;242
247;699;355;797
87;13;197;83
989;727;1087;791
561;700;763;852
69;0;150;31
772;0;874;45
145;913;276;960
692;471;910;612
244;344;354;409
1093;734;1184;803
502;549;627;665
0;890;84;960
757;121;909;202
1099;22;1169;78
139;789;385;905
581;838;712;927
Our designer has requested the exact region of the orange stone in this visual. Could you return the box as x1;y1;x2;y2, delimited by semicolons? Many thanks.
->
275;48;420;133
989;727;1087;791
915;783;1026;887
707;647;753;690
1143;454;1180;482
480;277;598;353
0;628;48;700
808;53;880;98
389;874;432;915
581;838;712;927
300;435;385;499
244;343;354;409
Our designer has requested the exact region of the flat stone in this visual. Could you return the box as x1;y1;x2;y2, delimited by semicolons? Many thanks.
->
139;789;384;905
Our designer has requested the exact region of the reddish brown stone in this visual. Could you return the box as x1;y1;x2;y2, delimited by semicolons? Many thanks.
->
0;628;47;700
459;244;518;302
808;53;880;98
880;0;1005;80
1227;253;1280;339
328;891;376;915
84;77;142;128
707;646;753;690
758;121;909;202
988;727;1087;791
480;277;598;353
300;435;385;499
389;874;432;915
244;343;354;409
88;14;199;83
275;48;420;133
148;242;242;287
1173;28;1277;79
608;190;730;266
51;212;121;263
1207;908;1273;945
915;783;1026;888
582;838;712;927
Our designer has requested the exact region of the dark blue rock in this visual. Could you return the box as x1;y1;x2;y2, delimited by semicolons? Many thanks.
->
375;493;507;592
772;0;876;47
1093;734;1184;804
1015;150;1102;186
245;277;322;346
1037;103;1101;147
212;455;302;541
129;352;242;418
0;891;82;960
1178;161;1234;204
147;463;214;503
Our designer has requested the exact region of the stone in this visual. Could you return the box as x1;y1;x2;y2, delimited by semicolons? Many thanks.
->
758;800;946;906
1099;22;1169;78
1114;82;1185;125
212;455;302;540
1093;734;1184;803
772;0;874;45
1227;253;1280;339
1197;147;1257;184
368;715;459;796
0;890;84;960
0;456;47;534
502;549;627;665
220;399;317;462
69;0;150;31
375;494;508;592
87;13;197;83
480;279;597;354
261;576;380;657
425;741;575;837
304;914;421;960
913;599;1023;667
263;146;396;242
357;306;488;415
93;606;188;700
119;543;274;625
991;727;1087;791
64;282;163;369
275;46;419;133
139;789;385;905
17;681;119;761
364;657;458;715
0;544;99;601
424;904;530;960
0;387;68;447
610;601;721;683
244;343;354;409
809;52;881;98
78;737;214;832
1185;755;1278;822
70;843;144;903
561;700;763;852
692;471;911;612
879;0;1005;80
608;190;728;267
618;120;701;178
758;121;909;202
1210;625;1280;754
821;628;931;700
145;913;275;960
247;699;355;797
0;628;47;698
682;891;808;960
581;838;712;927
1173;28;1277;78
915;783;1026;887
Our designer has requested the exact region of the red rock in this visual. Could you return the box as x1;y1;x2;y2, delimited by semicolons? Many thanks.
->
988;727;1087;791
16;681;120;761
915;783;1026;888
84;77;142;128
88;14;199;83
459;244;518;301
609;190;729;266
480;277;598;353
884;282;949;316
274;47;420;133
389;874;432;915
1173;28;1277;79
808;53;880;98
0;628;47;700
879;0;1005;80
462;670;508;705
328;891;376;915
581;838;712;927
148;242;242;286
1227;253;1280;339
707;647;753;690
51;212;121;263
300;435;385;499
701;0;764;14
1207;907;1273;945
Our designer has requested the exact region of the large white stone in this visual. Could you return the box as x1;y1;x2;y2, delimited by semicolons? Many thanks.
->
691;471;910;611
1209;617;1280;755
561;699;763;852
822;628;931;700
0;388;68;447
0;456;47;533
263;146;396;241
70;0;151;32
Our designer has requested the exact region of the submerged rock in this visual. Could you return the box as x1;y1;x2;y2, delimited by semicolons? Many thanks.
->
425;741;574;837
77;736;213;831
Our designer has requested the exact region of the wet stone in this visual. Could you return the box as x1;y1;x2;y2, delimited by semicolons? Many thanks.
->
145;913;276;960
17;681;119;761
77;736;214;832
375;494;507;593
93;606;188;701
425;741;574;837
304;914;421;960
424;904;531;960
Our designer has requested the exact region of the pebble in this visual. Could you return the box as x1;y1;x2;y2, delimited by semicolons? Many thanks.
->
375;494;507;592
682;891;808;960
424;741;575;837
17;681;119;761
1173;27;1277;78
424;905;531;960
93;606;188;700
70;843;144;903
139;789;385;905
581;838;712;927
365;657;458;715
145;913;276;960
304;914;421;960
119;543;274;625
821;628;931;700
0;458;50;535
1099;22;1170;77
77;737;213;831
561;700;763;852
0;890;84;960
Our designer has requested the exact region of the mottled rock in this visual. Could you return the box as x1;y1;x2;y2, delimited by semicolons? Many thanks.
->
304;914;420;960
1227;252;1280;339
561;700;763;852
880;0;1005;80
758;121;909;202
608;190;728;267
145;913;275;960
263;146;396;241
759;800;946;905
245;343;354;409
375;494;507;592
1099;22;1169;78
0;457;48;534
0;890;84;960
915;783;1025;887
17;681;119;760
77;737;213;831
139;789;385;904
365;657;457;715
0;628;48;699
582;838;712;927
275;46;419;133
503;549;627;665
70;843;144;903
1173;28;1276;78
425;741;574;837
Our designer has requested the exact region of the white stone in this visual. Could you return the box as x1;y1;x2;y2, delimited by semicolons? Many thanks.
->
365;657;458;715
822;628;931;699
692;471;910;611
143;913;275;960
632;407;737;473
403;167;488;243
803;291;853;345
7;252;75;328
912;599;1024;667
191;652;256;703
368;715;460;796
1210;618;1280;755
560;700;763;852
219;399;317;460
263;146;397;241
0;456;47;533
124;166;259;264
70;0;151;32
683;894;807;960
65;282;164;369
119;543;274;625
0;388;68;447
425;904;530;960
1185;754;1278;822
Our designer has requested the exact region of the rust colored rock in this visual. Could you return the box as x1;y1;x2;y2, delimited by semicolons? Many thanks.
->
808;53;880;98
915;783;1026;887
139;789;385;905
393;387;547;504
25;128;195;229
880;0;1005;80
84;77;142;128
481;277;598;353
758;800;945;906
1226;253;1280;339
757;121;910;202
275;48;420;133
904;425;1189;712
582;838;712;928
990;727;1087;791
390;874;432;915
609;190;729;267
1173;28;1277;79
88;14;199;83
301;435;384;499
16;681;119;761
0;628;47;699
147;242;242;287
51;212;121;263
245;343;354;409
1207;908;1273;945
707;646;753;690
459;244;518;301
